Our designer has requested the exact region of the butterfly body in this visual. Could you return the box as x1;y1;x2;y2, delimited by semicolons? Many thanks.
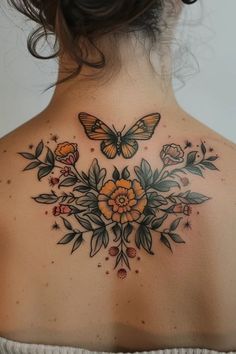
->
78;112;161;159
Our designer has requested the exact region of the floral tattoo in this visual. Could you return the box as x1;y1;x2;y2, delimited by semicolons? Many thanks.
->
18;139;219;279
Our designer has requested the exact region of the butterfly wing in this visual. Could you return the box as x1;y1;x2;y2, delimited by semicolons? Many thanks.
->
78;112;118;159
101;140;118;159
120;139;138;159
78;112;116;140
120;112;161;158
124;112;161;140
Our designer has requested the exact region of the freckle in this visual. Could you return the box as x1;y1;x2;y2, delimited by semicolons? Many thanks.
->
163;124;167;128
137;256;141;260
88;303;91;306
90;148;95;152
9;195;12;199
47;141;49;144
0;180;2;183
168;135;171;138
16;300;20;304
196;145;199;147
106;270;109;275
14;216;16;221
115;303;119;306
114;336;117;340
144;146;148;150
73;136;76;139
54;318;57;322
221;178;225;182
105;257;109;261
197;211;200;215
45;211;48;215
7;179;11;184
174;326;177;329
50;133;52;135
51;260;55;264
97;263;102;267
141;320;146;324
197;155;200;158
127;300;131;303
46;120;50;124
135;270;139;274
182;117;186;121
45;282;49;287
51;171;54;174
3;150;7;153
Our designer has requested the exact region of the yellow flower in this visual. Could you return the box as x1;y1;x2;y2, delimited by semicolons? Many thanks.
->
54;142;79;165
98;178;147;224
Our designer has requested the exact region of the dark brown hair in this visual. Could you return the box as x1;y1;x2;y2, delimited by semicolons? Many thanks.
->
7;0;172;87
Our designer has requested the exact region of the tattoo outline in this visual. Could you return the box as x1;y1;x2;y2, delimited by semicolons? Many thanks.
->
18;139;219;279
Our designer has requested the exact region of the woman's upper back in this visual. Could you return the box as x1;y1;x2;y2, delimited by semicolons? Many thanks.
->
0;107;236;353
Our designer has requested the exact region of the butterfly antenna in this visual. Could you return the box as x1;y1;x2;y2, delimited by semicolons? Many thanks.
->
112;124;118;134
121;125;126;133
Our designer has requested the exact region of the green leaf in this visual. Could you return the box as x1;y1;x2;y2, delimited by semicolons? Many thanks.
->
71;234;83;253
18;152;35;160
121;167;130;180
151;214;168;230
135;224;152;254
74;215;93;230
143;206;156;216
169;233;185;243
153;169;159;183
160;234;172;252
76;192;98;207
123;223;133;241
33;193;58;204
112;167;120;181
88;158;106;190
112;223;122;239
206;156;218;161
103;229;109;247
141;159;153;184
59;176;78;188
57;232;75;244
61;216;73;230
185;191;210;204
37;165;53;181
35;140;44;158
186;151;197;165
185;165;204;177
200;161;218;171
85;213;105;226
90;227;106;257
97;168;106;190
153;180;180;192
45;147;55;166
23;161;41;171
73;185;91;193
169;217;182;231
143;215;155;225
147;192;167;208
201;142;206;156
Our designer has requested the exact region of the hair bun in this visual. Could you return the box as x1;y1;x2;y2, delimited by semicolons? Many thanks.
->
60;0;158;35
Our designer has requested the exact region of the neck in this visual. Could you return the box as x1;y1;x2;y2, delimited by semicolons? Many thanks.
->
46;35;182;125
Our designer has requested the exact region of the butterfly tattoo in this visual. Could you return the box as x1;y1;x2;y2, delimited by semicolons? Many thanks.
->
78;112;161;159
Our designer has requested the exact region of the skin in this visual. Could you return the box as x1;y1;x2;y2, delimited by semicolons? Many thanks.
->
0;2;236;352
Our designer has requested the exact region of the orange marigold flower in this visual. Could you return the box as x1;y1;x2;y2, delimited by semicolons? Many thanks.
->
54;142;79;165
98;179;147;224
